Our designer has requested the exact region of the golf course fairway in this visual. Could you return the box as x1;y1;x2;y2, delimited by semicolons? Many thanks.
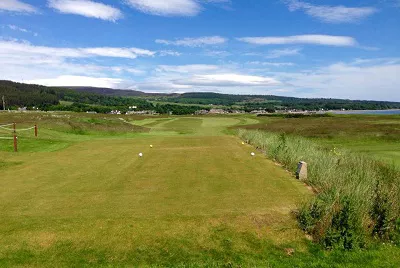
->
1;115;399;266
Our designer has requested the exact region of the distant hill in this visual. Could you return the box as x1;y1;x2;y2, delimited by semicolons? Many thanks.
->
0;80;154;112
60;86;147;97
0;80;59;109
1;80;400;113
60;86;179;97
158;92;400;112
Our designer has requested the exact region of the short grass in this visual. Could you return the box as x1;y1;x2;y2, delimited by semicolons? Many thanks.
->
0;112;399;266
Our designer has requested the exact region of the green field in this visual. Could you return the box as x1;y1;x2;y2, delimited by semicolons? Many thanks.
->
240;114;400;167
0;112;399;267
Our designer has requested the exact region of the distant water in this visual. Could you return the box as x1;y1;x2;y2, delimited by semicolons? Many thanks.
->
332;110;400;115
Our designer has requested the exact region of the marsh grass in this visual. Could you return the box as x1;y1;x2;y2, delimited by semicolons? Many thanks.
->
238;115;400;167
238;129;400;249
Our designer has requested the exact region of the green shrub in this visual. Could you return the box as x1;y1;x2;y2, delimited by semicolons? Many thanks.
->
323;198;365;250
371;179;400;240
392;218;400;245
298;199;324;233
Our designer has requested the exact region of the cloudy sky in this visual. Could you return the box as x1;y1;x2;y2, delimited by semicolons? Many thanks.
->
0;0;399;101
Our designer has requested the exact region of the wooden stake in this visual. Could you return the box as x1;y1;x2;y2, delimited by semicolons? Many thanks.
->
13;123;17;152
35;124;38;137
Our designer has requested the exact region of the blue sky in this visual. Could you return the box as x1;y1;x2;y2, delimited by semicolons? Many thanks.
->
0;0;399;101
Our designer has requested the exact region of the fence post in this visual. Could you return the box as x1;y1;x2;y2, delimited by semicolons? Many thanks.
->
13;123;17;152
35;124;38;137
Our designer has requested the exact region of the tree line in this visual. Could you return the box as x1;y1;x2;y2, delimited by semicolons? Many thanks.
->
157;92;400;111
1;80;400;114
0;80;206;115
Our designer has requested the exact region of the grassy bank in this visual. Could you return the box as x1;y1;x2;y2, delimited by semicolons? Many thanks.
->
238;129;400;249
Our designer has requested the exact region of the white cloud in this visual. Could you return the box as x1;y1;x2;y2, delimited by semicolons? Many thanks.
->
131;63;282;93
82;47;154;58
266;48;301;59
351;57;400;66
285;0;377;23
174;73;280;87
273;59;400;101
110;66;146;75
158;50;182;56
130;82;193;93
247;61;295;67
136;58;400;99
156;36;227;47
0;40;154;86
48;0;122;21
237;35;357;47
8;24;28;32
7;24;38;36
157;64;219;73
125;0;200;16
0;40;155;59
27;75;123;88
124;0;231;16
0;0;37;13
125;68;146;75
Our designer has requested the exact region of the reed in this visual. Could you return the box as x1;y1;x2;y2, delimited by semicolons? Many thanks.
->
238;129;400;249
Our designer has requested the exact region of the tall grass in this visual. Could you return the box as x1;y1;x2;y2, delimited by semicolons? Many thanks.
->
238;129;400;249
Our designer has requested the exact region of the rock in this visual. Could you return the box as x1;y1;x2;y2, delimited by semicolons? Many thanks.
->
296;161;307;180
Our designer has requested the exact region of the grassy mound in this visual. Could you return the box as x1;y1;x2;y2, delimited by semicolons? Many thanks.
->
238;129;400;249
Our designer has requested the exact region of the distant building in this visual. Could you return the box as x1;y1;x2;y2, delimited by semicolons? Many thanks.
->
250;110;268;114
195;110;209;115
110;110;121;115
126;110;157;115
209;109;226;114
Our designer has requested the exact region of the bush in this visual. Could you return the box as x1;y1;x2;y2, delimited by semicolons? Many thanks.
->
323;198;365;250
237;129;400;249
392;218;400;245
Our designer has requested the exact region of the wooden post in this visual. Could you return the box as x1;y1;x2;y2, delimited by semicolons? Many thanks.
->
13;123;17;152
13;133;18;152
34;124;38;137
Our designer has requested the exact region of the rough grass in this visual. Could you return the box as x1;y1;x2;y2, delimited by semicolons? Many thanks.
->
237;129;400;250
0;112;150;152
243;115;400;140
239;114;400;167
